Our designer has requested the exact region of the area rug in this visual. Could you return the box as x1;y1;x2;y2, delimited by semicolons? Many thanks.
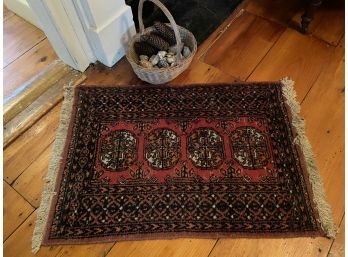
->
32;79;335;252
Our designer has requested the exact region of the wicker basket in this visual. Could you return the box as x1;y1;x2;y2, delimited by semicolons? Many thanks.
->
126;0;197;84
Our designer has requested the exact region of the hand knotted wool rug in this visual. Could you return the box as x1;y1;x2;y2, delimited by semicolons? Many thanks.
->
32;79;335;252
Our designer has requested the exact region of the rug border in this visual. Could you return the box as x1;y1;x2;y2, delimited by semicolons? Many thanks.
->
279;78;336;239
41;230;322;246
32;80;336;252
31;82;79;253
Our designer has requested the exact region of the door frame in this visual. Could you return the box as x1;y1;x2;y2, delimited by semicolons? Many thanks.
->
21;0;136;71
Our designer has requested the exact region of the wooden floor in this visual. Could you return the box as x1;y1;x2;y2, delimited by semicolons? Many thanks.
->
3;0;344;256
3;6;57;99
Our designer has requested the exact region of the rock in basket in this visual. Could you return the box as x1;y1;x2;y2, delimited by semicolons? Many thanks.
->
126;0;197;84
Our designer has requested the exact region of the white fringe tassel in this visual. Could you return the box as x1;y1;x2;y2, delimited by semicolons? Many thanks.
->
31;82;76;253
280;77;337;238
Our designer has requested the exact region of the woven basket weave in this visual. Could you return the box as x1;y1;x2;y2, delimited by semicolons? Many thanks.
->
126;0;197;84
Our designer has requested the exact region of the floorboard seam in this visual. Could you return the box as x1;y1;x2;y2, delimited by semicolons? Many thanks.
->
245;28;285;82
299;72;322;105
4;37;47;69
310;32;344;48
246;8;343;47
325;213;345;257
3;205;36;243
103;242;118;257
6;180;37;209
207;239;219;257
8;140;55;187
198;8;246;61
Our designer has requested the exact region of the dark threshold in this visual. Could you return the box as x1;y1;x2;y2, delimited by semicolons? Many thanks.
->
126;0;242;45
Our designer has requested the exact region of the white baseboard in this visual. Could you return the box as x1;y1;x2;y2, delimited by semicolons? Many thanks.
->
75;3;136;67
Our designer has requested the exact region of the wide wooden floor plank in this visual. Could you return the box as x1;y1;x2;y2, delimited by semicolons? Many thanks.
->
4;212;115;257
248;28;334;102
195;6;246;59
209;237;332;257
84;57;236;86
172;60;237;84
4;39;58;98
4;103;61;184
328;217;344;257
13;145;53;208
106;239;216;257
202;11;284;80
4;182;34;241
4;14;45;67
292;0;344;46
244;0;302;25
84;59;140;85
299;40;344;224
208;31;344;257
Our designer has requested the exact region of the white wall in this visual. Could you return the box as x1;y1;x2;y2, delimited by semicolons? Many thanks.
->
24;0;136;71
73;0;136;67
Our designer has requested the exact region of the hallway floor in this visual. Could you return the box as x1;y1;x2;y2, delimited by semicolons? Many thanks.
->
3;6;57;100
4;0;344;256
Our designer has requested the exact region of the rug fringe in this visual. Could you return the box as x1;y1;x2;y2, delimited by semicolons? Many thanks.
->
280;77;337;239
31;82;76;253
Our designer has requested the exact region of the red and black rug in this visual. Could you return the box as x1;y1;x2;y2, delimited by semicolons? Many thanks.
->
33;80;335;251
